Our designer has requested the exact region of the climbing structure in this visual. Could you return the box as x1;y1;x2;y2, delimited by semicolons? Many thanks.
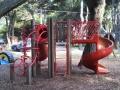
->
13;21;48;76
12;20;113;76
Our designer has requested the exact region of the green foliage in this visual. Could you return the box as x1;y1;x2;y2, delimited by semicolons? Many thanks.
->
0;25;6;38
0;17;6;38
0;0;3;2
46;0;81;20
24;22;31;30
102;4;113;31
16;4;33;21
1;0;119;40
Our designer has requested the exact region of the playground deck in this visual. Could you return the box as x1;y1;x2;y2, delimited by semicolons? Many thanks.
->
0;48;119;90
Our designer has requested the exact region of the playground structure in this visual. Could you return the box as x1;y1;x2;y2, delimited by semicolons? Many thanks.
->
11;19;113;84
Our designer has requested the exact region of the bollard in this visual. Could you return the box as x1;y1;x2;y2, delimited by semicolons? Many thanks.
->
10;63;15;82
26;65;32;85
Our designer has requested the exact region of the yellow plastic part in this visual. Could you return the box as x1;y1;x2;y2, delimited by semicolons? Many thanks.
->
0;54;9;61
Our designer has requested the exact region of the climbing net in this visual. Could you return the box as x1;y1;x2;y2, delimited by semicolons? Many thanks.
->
71;21;100;41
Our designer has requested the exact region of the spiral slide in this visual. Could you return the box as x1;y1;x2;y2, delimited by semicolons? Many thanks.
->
82;36;114;74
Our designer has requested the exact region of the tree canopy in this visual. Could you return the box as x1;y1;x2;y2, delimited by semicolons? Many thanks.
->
0;0;119;45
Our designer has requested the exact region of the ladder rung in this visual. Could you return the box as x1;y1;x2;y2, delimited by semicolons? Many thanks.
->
56;42;66;45
56;65;67;68
56;50;66;52
54;42;68;76
56;72;67;75
56;58;66;60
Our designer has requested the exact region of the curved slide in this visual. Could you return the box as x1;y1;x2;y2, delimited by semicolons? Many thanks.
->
82;36;114;74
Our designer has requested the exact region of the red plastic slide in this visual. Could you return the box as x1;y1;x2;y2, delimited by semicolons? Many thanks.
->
36;25;48;61
82;36;114;74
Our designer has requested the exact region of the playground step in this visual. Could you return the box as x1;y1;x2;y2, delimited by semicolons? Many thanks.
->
56;64;67;68
55;65;67;75
55;72;67;75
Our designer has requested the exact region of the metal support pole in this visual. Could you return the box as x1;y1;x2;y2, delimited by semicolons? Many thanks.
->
67;19;72;75
10;63;15;82
26;65;32;85
48;18;54;78
31;19;37;77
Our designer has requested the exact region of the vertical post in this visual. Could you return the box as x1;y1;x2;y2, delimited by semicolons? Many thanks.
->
10;63;15;82
48;18;54;78
26;65;32;85
36;58;40;75
31;19;37;77
67;19;72;75
36;43;41;75
56;23;58;42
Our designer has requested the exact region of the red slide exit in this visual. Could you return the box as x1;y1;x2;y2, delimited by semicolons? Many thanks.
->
82;36;114;74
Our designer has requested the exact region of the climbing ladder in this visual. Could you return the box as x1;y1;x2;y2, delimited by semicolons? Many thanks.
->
53;20;100;76
54;21;70;76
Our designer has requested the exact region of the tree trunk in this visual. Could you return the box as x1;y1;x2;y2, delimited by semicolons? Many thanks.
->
40;7;43;24
78;0;84;50
78;0;106;66
9;10;16;44
85;6;89;21
80;0;84;21
0;0;27;18
112;0;120;47
5;15;11;49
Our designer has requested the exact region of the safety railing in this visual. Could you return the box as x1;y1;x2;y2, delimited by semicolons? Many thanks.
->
71;21;100;43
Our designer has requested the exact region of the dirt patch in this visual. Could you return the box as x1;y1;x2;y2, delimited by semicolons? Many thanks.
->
0;56;120;90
